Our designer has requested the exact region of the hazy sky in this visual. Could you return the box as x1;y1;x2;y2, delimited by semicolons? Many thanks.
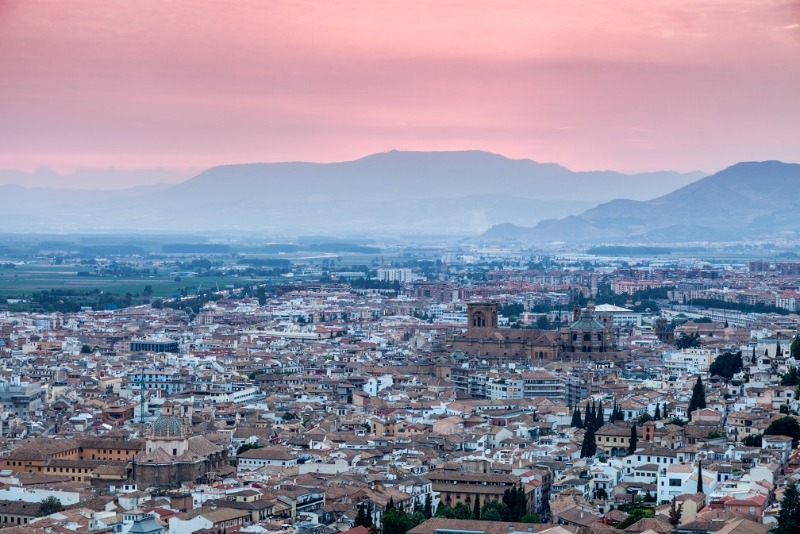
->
1;0;798;177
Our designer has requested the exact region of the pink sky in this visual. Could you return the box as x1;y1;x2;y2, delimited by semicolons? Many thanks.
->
0;0;798;176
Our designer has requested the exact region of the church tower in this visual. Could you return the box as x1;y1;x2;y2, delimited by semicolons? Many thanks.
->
467;302;498;332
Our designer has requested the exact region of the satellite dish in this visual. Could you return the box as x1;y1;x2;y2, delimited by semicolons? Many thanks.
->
485;449;491;456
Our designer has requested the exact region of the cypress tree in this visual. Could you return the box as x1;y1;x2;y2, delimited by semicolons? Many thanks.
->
628;423;638;455
596;402;605;430
697;461;704;493
581;424;597;458
502;488;515;521
773;481;800;534
687;376;706;420
584;401;595;431
424;494;432;519
356;502;368;527
654;403;661;420
516;483;527;520
473;494;481;520
752;345;757;364
571;407;583;428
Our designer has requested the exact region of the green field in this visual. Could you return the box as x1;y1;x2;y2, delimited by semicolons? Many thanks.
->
0;264;266;298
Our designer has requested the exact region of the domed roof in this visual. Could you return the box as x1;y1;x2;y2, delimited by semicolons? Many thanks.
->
570;309;605;331
151;414;185;438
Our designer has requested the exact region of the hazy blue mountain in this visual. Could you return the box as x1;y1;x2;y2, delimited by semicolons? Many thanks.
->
482;161;800;243
0;167;192;189
0;150;704;235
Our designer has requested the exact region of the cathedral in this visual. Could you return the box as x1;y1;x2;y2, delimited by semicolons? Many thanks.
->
443;302;615;364
132;401;228;489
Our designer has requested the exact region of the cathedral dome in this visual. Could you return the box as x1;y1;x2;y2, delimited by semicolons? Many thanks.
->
151;415;185;438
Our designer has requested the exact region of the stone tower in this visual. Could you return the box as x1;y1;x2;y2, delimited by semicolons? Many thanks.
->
467;302;498;332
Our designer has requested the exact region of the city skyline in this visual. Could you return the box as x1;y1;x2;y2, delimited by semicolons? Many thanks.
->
1;0;798;179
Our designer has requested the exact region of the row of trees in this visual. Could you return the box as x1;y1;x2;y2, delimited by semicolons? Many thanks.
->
358;487;537;534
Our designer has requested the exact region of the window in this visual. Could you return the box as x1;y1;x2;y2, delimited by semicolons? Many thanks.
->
669;479;681;487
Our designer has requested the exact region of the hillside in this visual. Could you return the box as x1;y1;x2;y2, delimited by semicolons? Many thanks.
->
482;161;800;242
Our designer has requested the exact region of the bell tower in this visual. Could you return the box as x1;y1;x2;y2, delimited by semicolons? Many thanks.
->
467;302;498;332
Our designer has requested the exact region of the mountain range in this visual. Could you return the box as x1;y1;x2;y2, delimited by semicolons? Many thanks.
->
0;151;704;236
482;160;800;243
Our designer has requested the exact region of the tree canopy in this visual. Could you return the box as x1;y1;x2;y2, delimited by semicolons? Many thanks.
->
38;496;63;517
773;481;800;534
709;351;743;381
687;376;706;420
765;416;800;447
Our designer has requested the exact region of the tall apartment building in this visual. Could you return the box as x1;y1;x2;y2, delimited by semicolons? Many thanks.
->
0;376;44;418
376;268;412;283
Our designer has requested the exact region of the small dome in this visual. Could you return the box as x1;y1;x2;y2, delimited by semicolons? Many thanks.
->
151;415;184;438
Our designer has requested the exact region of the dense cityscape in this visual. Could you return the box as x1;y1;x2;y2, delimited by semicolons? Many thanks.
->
3;1;798;533
0;242;799;534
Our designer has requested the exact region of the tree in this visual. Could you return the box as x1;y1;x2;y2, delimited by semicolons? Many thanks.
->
480;500;510;522
236;442;262;455
382;508;413;534
38;496;63;517
452;502;472;520
616;508;654;529
765;416;800;447
687;376;706;420
581;425;597;458
628;423;638;455
654;403;661;420
80;344;93;354
742;433;763;447
668;497;683;527
356;502;371;528
638;413;653;425
668;416;687;427
773;481;800;534
410;512;426;528
781;367;800;386
777;340;783;357
596;403;605;430
473;494;481;520
434;504;455;518
387;498;395;512
709;351;744;381
516;484;527;520
520;513;541;523
502;488;517;521
697;461;703;494
424;494;433;519
792;336;800;360
596;488;608;500
585;401;596;432
676;333;701;349
571;407;583;428
143;284;153;297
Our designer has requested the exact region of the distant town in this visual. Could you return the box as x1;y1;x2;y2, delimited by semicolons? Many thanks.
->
0;238;799;534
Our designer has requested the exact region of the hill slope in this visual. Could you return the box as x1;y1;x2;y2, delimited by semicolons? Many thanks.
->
482;161;800;242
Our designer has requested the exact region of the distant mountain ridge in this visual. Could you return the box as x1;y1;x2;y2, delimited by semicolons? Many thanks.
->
0;150;704;235
482;160;800;243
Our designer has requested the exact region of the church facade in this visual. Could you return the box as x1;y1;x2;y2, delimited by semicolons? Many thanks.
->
442;302;615;365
